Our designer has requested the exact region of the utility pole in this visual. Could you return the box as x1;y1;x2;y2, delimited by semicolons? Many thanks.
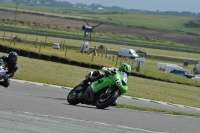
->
15;2;19;25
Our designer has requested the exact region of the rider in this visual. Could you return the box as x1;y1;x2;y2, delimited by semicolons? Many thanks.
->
81;63;131;86
80;63;132;105
0;51;18;88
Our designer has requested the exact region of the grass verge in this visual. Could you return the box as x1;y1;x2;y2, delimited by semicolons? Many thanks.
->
1;4;200;36
117;104;200;118
1;31;200;59
0;39;199;87
0;24;200;51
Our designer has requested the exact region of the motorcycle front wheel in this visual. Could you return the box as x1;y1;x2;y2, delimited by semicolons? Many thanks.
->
67;86;81;105
95;89;119;109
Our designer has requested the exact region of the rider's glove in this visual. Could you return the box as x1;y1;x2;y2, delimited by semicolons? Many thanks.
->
107;68;116;75
101;67;107;72
102;67;116;75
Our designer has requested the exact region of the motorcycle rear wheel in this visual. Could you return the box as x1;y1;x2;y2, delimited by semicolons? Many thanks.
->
95;89;119;109
67;86;81;105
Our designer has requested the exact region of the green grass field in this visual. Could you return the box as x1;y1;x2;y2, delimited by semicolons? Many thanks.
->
0;38;198;76
0;2;88;15
1;37;200;88
1;31;200;60
1;21;199;51
93;14;200;35
1;3;200;36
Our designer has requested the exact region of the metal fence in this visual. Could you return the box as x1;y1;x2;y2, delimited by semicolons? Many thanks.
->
1;27;200;54
0;28;198;64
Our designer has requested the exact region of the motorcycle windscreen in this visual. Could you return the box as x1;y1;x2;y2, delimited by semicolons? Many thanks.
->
119;71;128;83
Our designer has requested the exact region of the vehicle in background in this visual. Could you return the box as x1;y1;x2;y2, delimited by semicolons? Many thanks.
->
52;43;60;49
164;65;184;73
80;42;89;53
193;59;200;74
134;57;146;66
157;62;194;79
118;48;138;59
170;69;194;79
191;75;200;81
157;62;179;71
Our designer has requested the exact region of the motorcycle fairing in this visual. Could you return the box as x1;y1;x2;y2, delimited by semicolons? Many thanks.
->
91;71;128;94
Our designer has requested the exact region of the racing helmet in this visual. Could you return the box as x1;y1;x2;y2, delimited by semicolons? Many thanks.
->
118;63;131;76
8;51;18;64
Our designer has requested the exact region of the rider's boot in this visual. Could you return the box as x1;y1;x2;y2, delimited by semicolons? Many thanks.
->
1;79;10;88
80;78;90;91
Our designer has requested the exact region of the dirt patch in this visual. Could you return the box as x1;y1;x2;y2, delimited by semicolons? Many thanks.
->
0;10;200;46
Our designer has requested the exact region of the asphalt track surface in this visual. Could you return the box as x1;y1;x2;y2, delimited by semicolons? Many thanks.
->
0;80;200;133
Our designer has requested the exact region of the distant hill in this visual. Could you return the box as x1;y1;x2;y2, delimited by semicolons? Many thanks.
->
1;0;200;18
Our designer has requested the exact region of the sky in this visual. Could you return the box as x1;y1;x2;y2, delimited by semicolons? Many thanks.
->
58;0;200;13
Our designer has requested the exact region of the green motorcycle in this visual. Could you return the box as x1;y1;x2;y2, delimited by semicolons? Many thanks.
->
67;69;129;109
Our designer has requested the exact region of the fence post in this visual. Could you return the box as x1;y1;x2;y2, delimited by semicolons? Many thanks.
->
115;56;119;67
105;48;107;58
63;40;65;51
35;37;38;48
120;57;123;65
60;41;62;51
91;46;96;62
3;31;5;42
128;58;131;65
107;50;110;60
24;34;27;45
39;41;42;52
112;55;115;62
10;34;13;45
14;38;16;46
44;36;47;48
97;48;99;56
43;42;45;48
136;61;141;72
131;59;134;69
65;45;67;57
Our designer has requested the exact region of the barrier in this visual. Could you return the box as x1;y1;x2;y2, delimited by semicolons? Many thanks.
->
91;64;102;70
60;58;71;64
70;60;82;66
8;48;20;54
1;28;200;54
0;44;197;87
0;45;9;53
50;55;61;63
29;52;41;59
40;54;51;61
19;50;30;57
81;62;91;68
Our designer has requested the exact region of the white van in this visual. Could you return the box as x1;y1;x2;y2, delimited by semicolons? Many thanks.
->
165;65;183;73
52;43;60;49
80;42;89;53
157;62;183;73
118;48;138;58
157;62;178;70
